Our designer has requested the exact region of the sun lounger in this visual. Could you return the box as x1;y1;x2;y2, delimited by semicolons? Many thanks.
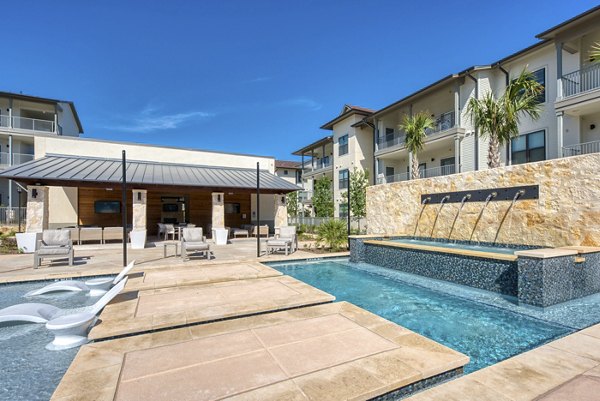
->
25;260;135;297
45;278;129;350
266;226;297;255
0;277;128;325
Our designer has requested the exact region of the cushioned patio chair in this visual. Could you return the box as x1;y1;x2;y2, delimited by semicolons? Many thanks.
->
45;278;128;350
164;224;177;240
266;226;297;255
252;225;269;238
0;277;128;325
34;230;74;269
181;227;212;260
25;260;136;297
66;227;80;245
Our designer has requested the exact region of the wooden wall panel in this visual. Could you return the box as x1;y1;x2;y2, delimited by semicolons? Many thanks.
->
78;188;132;228
224;192;251;229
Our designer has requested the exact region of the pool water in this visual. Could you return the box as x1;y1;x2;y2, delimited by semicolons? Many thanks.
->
273;260;572;373
389;238;520;255
0;280;100;401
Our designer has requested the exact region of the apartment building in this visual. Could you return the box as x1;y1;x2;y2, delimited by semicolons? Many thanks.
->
372;5;600;184
0;92;83;209
274;160;302;186
293;105;374;217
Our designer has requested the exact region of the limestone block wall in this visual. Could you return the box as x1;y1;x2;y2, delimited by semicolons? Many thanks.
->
366;153;600;247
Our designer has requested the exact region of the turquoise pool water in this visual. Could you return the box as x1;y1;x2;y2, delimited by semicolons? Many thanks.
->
388;238;521;255
0;280;100;401
273;259;572;373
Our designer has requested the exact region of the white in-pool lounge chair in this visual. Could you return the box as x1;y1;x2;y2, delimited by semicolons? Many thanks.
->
0;278;128;325
44;278;128;350
25;260;135;297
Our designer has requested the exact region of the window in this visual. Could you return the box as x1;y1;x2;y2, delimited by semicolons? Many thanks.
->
531;68;546;103
440;157;455;175
339;202;348;218
385;128;394;142
511;130;545;165
339;169;349;190
296;170;302;184
283;169;288;175
339;134;349;156
385;166;395;178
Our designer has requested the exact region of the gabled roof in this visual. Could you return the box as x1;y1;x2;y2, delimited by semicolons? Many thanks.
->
275;160;301;169
0;91;84;134
292;136;333;155
320;104;374;130
536;5;600;40
0;154;300;192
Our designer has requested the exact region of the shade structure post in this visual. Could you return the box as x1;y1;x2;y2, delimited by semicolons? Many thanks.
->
256;162;260;257
122;150;127;267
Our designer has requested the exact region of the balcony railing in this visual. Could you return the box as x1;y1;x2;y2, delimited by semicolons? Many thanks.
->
377;111;456;151
561;63;600;98
377;172;409;184
297;190;313;203
0;152;34;169
420;164;456;178
0;115;57;133
562;140;600;157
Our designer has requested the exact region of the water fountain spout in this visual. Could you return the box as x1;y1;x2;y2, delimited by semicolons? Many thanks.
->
493;190;526;244
413;197;431;236
469;192;496;242
430;195;450;238
448;194;471;240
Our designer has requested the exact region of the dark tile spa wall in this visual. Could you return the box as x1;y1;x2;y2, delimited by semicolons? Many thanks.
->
518;252;600;307
349;237;401;263
357;241;519;297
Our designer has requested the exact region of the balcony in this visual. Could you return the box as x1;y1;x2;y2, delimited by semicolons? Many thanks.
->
297;190;313;203
377;172;409;185
0;152;34;169
561;63;600;98
376;111;458;155
0;115;59;133
376;165;456;185
562;140;600;157
302;157;333;176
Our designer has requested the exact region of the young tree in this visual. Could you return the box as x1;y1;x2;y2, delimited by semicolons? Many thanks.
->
286;191;298;217
313;176;334;217
342;168;369;219
467;68;543;168
399;112;435;179
591;41;600;62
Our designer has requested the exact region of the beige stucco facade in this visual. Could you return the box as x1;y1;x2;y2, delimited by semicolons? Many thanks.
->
367;153;600;247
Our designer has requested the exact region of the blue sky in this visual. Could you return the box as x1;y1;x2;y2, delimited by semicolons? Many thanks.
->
2;1;598;160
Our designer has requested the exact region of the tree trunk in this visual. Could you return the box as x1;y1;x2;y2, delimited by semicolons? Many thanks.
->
487;134;501;168
411;153;420;180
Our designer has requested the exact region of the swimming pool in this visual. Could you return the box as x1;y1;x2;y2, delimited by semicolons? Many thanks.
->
0;280;99;401
272;259;572;373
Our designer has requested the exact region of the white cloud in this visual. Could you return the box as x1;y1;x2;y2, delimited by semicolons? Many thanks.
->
278;97;322;111
106;106;215;133
246;76;272;83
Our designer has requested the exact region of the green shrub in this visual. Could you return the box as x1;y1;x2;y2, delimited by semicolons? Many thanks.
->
316;220;347;251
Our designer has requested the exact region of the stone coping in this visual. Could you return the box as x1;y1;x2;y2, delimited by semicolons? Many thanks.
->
560;246;600;254
364;240;518;262
514;248;579;259
406;323;600;401
88;275;335;340
125;262;282;291
52;302;469;401
349;234;401;239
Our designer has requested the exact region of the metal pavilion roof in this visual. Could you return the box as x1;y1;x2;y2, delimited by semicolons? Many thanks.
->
0;154;301;192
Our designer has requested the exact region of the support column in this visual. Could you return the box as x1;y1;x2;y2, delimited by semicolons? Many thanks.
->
25;186;48;233
132;189;147;231
212;192;225;229
557;111;564;157
454;136;461;173
274;194;288;228
453;82;460;127
556;42;564;99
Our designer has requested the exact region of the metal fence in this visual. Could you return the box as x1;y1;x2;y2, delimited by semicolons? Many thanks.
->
561;63;600;98
0;207;26;226
562;140;600;157
288;216;367;233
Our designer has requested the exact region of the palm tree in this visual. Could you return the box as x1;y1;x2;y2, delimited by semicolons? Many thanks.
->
399;112;435;179
591;41;600;62
467;69;543;168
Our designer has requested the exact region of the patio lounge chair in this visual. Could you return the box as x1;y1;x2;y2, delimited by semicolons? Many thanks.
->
79;227;103;244
45;278;128;350
266;226;297;255
181;227;212;260
33;229;74;269
0;277;128;325
252;225;269;238
66;227;80;245
25;260;136;297
231;227;249;238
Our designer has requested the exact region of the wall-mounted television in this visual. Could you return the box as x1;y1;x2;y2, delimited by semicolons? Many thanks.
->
94;200;121;214
225;203;241;214
162;203;179;212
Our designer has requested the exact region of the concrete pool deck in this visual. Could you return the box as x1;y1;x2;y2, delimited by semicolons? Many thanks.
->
52;302;469;401
406;323;600;401
88;275;335;340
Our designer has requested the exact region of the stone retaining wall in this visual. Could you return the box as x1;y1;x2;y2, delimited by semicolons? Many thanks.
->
367;153;600;247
